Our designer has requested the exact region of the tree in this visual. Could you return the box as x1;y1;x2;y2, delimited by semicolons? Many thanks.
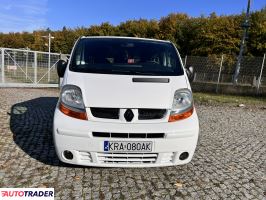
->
0;9;264;56
247;7;266;55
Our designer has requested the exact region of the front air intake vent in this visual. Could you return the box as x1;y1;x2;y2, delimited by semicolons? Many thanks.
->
138;109;166;120
92;132;165;139
90;107;119;119
97;152;158;164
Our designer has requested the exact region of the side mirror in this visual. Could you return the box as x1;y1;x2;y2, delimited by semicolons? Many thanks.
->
185;66;195;82
57;60;67;78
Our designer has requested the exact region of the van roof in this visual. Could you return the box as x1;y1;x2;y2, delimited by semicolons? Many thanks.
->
80;36;171;43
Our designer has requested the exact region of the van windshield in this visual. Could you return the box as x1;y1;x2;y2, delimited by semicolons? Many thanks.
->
69;38;184;76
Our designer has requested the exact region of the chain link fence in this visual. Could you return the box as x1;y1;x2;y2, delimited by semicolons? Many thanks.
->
183;54;266;95
0;47;265;95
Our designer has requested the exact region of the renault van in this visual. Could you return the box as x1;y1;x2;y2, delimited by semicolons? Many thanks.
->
53;36;199;167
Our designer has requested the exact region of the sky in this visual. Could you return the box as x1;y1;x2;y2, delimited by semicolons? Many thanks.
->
0;0;265;33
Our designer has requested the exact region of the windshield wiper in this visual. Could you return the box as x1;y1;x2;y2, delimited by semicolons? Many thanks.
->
135;71;158;75
111;69;158;76
111;69;132;73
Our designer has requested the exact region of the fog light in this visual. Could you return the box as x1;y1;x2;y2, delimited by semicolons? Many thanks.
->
63;150;74;160
179;152;189;160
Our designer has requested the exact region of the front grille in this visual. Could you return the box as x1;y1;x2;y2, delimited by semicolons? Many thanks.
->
90;107;119;119
138;109;166;120
97;152;158;164
92;132;165;138
90;108;167;120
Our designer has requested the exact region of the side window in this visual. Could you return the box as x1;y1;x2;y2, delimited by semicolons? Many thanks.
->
74;42;86;65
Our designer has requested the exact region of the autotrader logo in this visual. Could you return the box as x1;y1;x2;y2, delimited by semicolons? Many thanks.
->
0;188;54;200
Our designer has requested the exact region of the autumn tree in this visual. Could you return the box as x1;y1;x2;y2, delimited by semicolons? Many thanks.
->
0;9;265;56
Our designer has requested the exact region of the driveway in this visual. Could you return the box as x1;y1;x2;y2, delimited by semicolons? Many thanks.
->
0;88;265;199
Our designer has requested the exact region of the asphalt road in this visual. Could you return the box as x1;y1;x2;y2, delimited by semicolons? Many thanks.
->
0;88;265;199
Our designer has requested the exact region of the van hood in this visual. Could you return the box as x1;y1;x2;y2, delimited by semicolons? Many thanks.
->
65;72;188;109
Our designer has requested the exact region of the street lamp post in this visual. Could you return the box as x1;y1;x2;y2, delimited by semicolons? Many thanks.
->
42;33;54;83
233;0;251;85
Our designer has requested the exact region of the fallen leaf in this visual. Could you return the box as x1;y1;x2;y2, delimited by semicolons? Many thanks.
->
38;184;47;188
174;181;183;188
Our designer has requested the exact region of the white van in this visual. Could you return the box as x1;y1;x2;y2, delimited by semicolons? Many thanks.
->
53;36;199;167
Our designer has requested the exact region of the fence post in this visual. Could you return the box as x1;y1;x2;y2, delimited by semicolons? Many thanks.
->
184;55;187;67
34;51;37;84
257;53;265;94
25;49;28;81
216;54;224;93
1;48;4;83
48;54;51;83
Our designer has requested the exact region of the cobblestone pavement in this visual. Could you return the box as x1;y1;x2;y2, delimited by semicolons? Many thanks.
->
0;88;265;199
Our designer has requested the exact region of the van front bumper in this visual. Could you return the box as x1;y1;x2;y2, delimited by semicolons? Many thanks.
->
53;107;199;168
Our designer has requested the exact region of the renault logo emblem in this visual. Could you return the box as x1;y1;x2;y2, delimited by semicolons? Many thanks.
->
124;109;134;122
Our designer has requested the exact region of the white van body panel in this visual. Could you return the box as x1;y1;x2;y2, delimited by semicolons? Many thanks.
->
53;36;199;167
53;108;199;167
65;71;188;109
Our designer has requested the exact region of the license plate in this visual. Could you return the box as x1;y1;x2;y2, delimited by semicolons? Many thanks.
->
104;141;153;152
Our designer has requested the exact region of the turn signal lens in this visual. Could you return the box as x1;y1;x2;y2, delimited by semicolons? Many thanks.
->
59;103;87;120
168;107;193;122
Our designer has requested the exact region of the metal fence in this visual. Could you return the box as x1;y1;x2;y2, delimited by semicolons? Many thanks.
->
0;47;265;95
183;54;266;95
0;47;64;87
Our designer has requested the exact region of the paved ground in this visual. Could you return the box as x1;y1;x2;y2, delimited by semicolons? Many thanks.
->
0;88;265;200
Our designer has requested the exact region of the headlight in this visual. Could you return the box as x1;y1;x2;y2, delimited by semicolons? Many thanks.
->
59;85;87;120
169;88;194;122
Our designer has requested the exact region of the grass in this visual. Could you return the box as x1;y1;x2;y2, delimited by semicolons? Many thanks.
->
194;92;266;106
